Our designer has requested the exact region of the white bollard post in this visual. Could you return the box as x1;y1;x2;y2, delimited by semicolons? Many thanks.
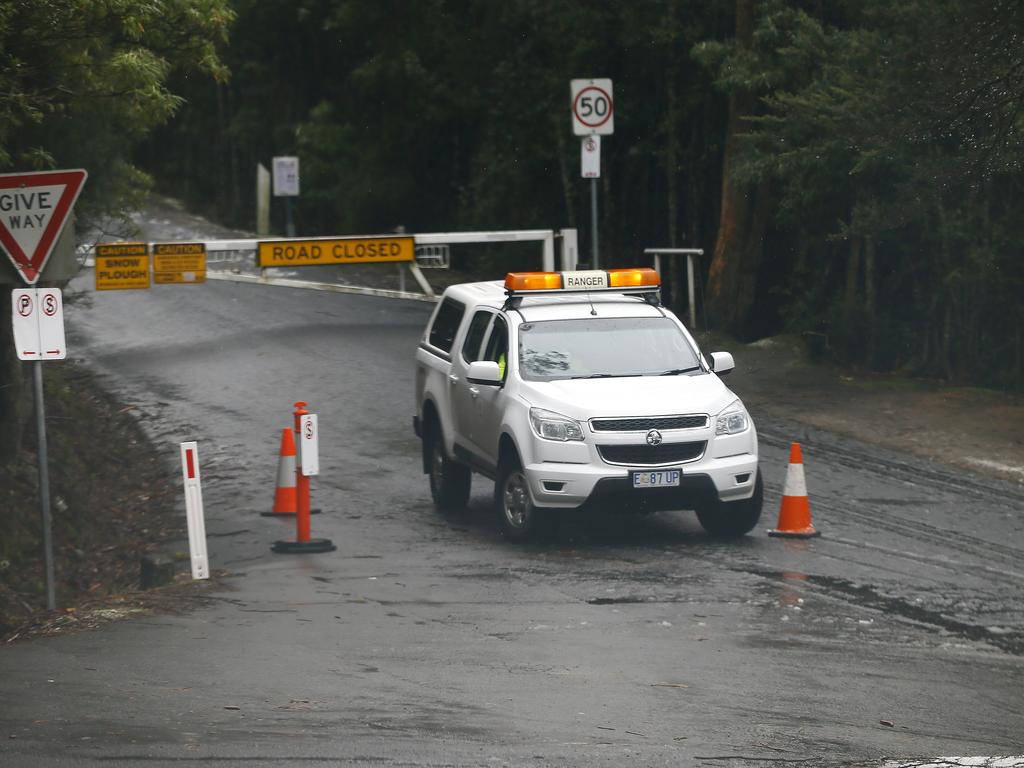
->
179;441;210;579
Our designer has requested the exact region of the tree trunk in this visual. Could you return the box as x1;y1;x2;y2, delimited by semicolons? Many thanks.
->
704;0;770;336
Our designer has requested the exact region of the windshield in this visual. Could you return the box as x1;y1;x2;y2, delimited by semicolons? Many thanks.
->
517;317;702;381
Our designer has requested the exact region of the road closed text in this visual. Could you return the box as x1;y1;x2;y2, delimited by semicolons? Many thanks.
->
257;236;414;267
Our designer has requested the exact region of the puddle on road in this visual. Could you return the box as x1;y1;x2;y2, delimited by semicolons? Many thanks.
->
742;568;1024;656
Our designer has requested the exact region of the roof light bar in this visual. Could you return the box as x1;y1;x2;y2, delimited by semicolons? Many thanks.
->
504;268;660;295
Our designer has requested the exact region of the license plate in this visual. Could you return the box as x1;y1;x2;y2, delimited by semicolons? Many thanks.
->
631;469;681;488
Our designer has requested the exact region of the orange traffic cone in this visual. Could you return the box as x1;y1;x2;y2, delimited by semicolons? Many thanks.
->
264;428;297;516
768;442;820;538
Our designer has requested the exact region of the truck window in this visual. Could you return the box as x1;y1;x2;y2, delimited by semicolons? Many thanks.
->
461;310;493;362
482;316;509;381
428;297;466;353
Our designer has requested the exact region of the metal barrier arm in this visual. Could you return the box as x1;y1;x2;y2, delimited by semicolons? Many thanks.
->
414;230;556;272
643;248;704;330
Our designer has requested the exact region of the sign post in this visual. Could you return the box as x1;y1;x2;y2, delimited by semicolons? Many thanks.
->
1;168;85;610
571;80;613;268
272;157;300;237
581;135;601;268
10;287;69;611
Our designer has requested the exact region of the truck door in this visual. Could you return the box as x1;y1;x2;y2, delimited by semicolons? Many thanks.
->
450;309;494;457
471;315;510;470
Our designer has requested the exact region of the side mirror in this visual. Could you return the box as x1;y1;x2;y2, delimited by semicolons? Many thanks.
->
708;351;735;376
467;360;503;385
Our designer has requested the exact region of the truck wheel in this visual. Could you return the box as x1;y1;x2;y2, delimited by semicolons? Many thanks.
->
495;455;554;542
426;425;470;511
695;470;763;538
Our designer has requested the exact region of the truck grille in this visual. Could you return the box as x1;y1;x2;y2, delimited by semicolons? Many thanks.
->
598;441;707;466
590;414;708;432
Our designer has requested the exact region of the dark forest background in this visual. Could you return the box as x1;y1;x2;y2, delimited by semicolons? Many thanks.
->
2;0;1023;461
148;0;1024;390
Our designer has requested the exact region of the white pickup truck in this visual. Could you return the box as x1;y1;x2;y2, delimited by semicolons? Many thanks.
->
413;267;762;541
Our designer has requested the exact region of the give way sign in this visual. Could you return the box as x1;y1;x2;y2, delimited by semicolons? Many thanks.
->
0;169;87;285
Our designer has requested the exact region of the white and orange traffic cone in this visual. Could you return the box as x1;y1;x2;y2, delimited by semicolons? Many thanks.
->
768;442;820;538
263;428;298;517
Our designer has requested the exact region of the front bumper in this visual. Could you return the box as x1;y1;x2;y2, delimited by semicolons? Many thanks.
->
523;451;758;511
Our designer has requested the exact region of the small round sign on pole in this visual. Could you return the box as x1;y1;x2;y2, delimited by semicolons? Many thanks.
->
581;135;601;179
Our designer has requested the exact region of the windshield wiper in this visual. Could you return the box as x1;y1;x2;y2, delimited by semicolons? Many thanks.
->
655;366;701;376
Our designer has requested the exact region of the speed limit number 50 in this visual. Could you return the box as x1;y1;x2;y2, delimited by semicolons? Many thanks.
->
571;78;614;136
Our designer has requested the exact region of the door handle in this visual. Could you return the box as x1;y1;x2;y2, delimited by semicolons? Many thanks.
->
448;374;459;384
469;387;480;398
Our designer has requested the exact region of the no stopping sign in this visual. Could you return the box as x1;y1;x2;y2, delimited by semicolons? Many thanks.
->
571;79;614;135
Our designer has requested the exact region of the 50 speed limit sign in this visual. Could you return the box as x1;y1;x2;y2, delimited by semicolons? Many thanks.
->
571;78;614;136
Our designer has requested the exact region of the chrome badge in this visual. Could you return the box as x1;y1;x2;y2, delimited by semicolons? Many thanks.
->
646;430;663;446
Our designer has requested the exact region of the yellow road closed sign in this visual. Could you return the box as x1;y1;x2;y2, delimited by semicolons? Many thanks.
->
95;243;150;291
153;242;206;284
257;236;414;267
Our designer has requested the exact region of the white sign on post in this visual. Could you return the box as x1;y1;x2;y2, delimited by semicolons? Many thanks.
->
179;441;209;580
11;287;66;360
272;156;300;197
571;79;614;136
299;414;319;476
581;135;601;178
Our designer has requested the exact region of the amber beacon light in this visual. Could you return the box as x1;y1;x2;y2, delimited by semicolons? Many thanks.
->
504;272;564;291
608;267;659;288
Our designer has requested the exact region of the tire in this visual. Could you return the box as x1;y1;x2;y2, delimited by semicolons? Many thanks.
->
695;470;763;538
494;454;555;542
425;424;470;511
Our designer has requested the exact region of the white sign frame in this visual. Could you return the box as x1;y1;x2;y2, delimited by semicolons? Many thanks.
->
299;414;319;476
571;79;614;136
272;156;300;197
11;287;66;360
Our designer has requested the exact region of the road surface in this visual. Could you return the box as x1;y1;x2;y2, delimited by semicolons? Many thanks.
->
1;238;1022;766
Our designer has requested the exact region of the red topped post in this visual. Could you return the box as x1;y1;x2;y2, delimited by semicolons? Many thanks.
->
293;401;311;543
271;401;335;554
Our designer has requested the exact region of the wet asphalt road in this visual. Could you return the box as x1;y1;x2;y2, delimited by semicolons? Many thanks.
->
1;272;1023;767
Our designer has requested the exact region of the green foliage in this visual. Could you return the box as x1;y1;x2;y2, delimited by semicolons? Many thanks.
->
0;0;234;480
698;0;1024;386
0;0;233;225
141;0;1022;389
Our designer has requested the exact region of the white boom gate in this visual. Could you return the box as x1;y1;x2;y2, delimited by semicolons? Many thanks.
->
93;229;579;301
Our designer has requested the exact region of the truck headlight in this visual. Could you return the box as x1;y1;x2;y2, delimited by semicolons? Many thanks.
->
530;408;584;442
715;400;749;436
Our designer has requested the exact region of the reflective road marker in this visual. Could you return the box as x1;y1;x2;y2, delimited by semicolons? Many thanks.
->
179;441;209;580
